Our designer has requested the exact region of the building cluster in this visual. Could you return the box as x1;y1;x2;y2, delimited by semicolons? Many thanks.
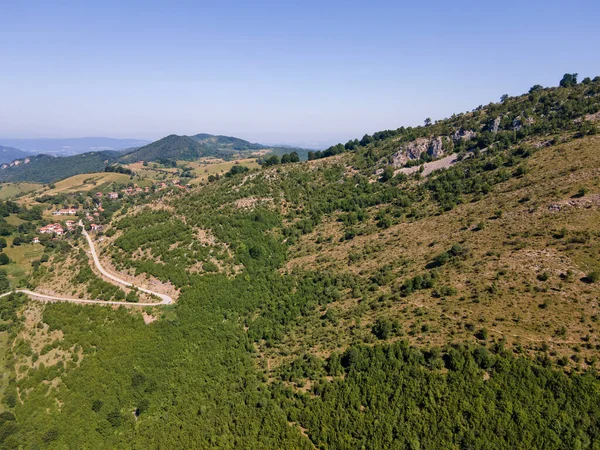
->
38;220;77;236
52;208;78;216
39;223;64;235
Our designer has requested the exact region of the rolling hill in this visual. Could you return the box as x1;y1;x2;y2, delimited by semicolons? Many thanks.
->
119;134;220;163
3;76;600;448
120;132;310;163
0;145;32;165
0;133;312;183
0;151;120;184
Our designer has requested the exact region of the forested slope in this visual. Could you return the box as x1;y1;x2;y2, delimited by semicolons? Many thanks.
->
3;77;600;448
0;151;120;183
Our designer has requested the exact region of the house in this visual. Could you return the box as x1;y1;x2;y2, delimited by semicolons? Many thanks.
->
65;220;76;230
107;192;119;199
32;237;40;244
96;192;103;198
39;223;64;235
90;224;103;232
52;208;77;216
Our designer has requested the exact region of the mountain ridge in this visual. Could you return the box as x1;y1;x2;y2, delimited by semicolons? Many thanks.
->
0;137;151;156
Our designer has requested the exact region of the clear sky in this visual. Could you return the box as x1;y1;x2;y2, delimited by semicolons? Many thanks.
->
1;0;599;148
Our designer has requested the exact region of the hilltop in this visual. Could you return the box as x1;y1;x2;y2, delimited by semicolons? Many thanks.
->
1;76;600;448
121;132;310;163
0;145;31;165
0;133;310;183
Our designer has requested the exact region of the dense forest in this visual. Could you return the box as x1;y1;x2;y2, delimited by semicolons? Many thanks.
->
2;77;600;448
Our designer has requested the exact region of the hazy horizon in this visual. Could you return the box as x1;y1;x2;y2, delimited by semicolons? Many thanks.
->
2;1;599;148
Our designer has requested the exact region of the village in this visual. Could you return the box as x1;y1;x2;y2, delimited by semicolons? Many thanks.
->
34;179;190;240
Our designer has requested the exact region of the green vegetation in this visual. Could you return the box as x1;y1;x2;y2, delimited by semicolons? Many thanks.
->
310;73;600;163
121;133;310;164
0;152;121;184
2;78;600;448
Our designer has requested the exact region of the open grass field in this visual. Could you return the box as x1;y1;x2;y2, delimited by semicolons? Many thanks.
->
126;158;261;184
3;237;44;284
188;158;260;183
125;161;179;181
4;214;25;227
0;183;43;200
45;172;132;195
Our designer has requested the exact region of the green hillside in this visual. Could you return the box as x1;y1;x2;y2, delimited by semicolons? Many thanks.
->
3;77;600;448
0;134;311;183
119;134;215;163
190;133;265;151
0;151;121;184
121;132;310;163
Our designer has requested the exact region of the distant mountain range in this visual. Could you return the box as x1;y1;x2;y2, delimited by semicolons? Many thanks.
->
0;145;33;165
0;137;151;157
0;133;312;183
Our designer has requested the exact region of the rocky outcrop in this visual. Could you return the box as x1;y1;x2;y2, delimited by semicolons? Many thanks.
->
390;136;446;167
451;129;477;142
1;157;32;169
489;116;501;133
511;116;535;131
512;117;522;131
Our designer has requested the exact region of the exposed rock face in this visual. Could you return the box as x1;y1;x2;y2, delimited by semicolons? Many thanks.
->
1;158;32;169
451;129;477;141
489;116;501;133
391;136;445;167
512;117;522;131
512;116;534;131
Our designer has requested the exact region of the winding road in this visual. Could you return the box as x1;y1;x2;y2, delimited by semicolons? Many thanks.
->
0;224;173;307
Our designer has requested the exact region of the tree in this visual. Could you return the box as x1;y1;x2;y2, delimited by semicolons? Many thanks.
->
0;238;6;250
359;134;373;146
500;94;509;103
560;73;578;88
125;290;139;302
380;166;394;182
280;154;291;164
582;77;592;85
262;155;280;167
372;318;392;339
225;165;249;178
0;254;9;265
528;84;543;94
424;117;432;127
289;152;300;163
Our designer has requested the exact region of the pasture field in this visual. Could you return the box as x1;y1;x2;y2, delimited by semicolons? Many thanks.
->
0;183;43;200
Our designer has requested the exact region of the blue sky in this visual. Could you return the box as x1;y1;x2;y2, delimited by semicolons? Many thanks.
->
1;0;599;148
